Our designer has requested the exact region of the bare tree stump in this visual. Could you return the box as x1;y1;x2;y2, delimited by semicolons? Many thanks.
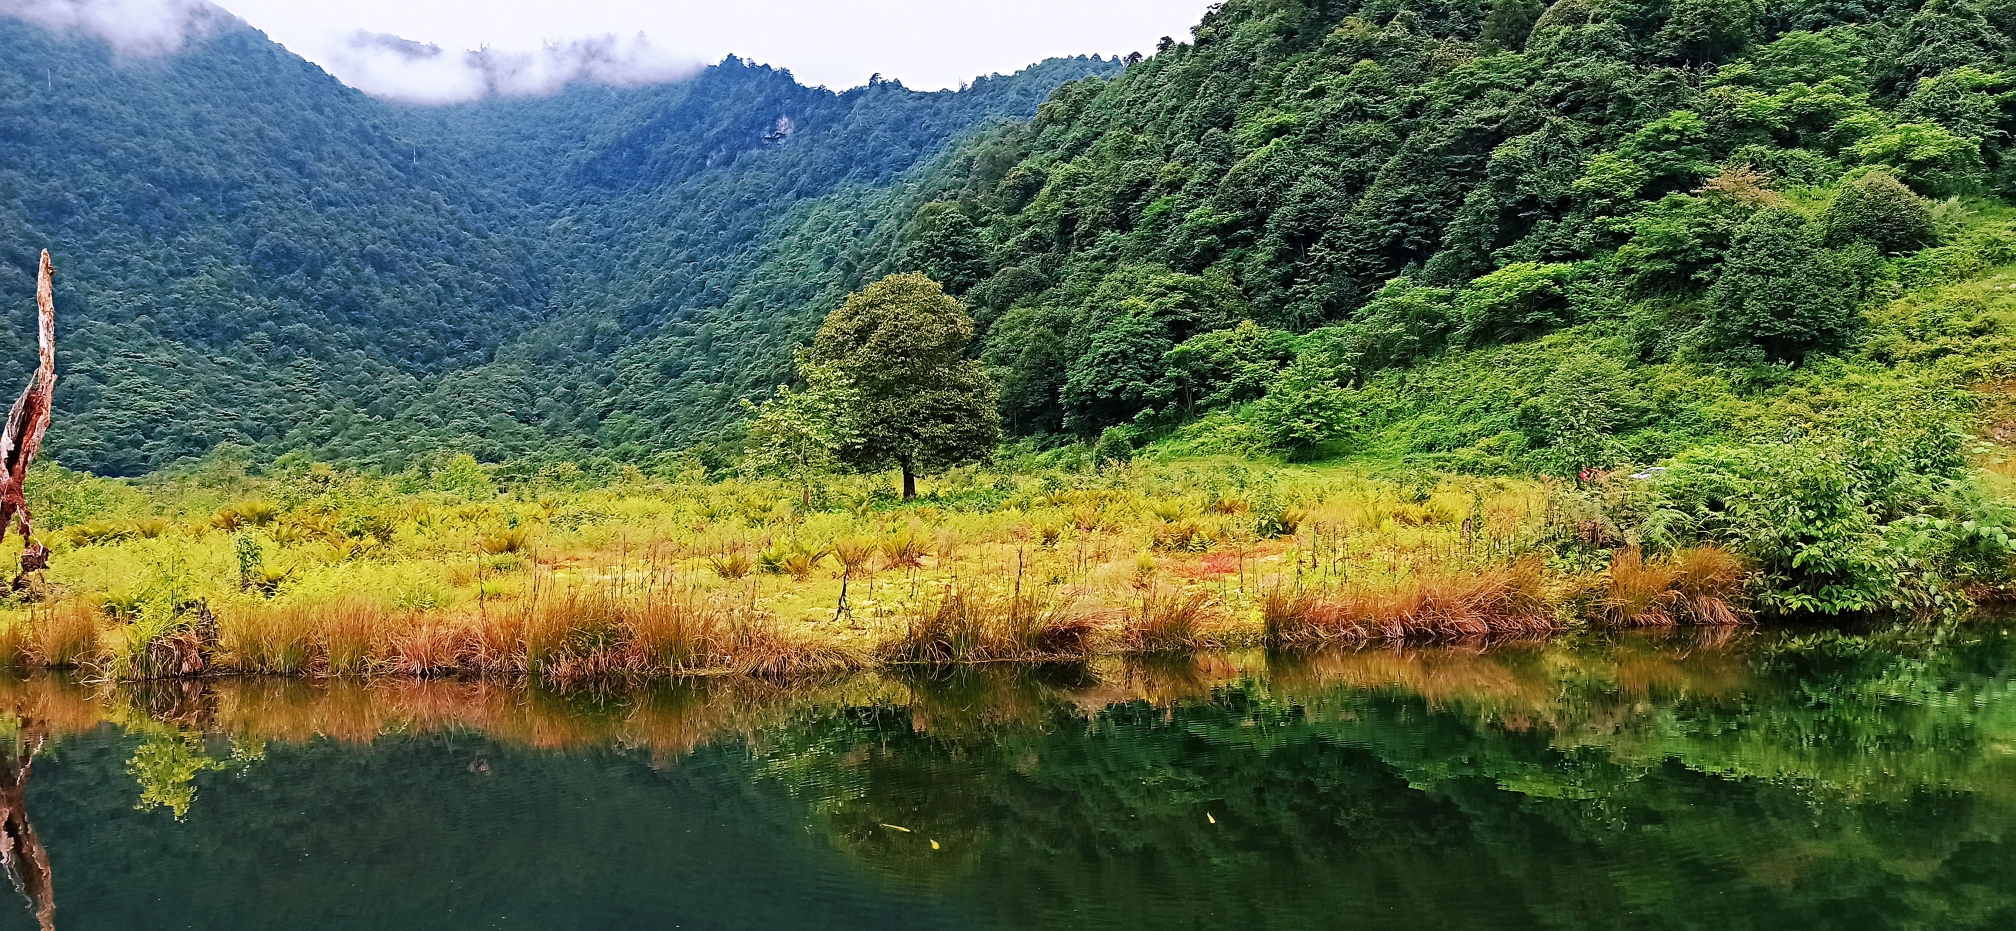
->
0;251;56;593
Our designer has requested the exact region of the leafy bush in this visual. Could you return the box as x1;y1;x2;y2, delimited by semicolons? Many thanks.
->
1298;278;1456;384
1156;321;1297;412
1651;385;2012;615
1821;170;1936;254
1698;207;1861;363
1457;263;1578;346
1252;356;1354;458
1848;121;1983;195
1093;427;1136;466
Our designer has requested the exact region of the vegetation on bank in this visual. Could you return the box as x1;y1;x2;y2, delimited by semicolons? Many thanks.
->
0;445;1765;681
14;215;2016;681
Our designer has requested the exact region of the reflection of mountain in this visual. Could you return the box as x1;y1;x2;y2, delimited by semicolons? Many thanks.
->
2;630;2015;929
0;721;52;931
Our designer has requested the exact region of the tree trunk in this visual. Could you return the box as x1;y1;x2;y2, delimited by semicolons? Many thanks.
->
901;462;916;500
0;250;56;584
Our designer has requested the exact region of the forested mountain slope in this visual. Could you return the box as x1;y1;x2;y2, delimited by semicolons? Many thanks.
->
382;57;1117;465
0;11;1116;473
910;0;2016;442
14;0;2016;496
0;20;543;474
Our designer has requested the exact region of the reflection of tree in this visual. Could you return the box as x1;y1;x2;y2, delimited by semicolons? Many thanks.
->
128;733;227;820
0;718;54;931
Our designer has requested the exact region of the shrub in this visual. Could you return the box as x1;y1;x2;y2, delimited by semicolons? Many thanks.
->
1697;207;1861;363
1614;193;1750;296
1456;262;1577;345
1821;170;1936;254
1156;320;1297;411
1252;356;1355;458
1848;121;1983;196
1093;427;1135;466
1297;278;1456;383
1651;441;1953;614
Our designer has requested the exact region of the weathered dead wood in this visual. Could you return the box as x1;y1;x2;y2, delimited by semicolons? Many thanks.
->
0;251;56;582
0;719;53;931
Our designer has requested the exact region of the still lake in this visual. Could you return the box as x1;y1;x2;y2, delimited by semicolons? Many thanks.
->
0;625;2011;930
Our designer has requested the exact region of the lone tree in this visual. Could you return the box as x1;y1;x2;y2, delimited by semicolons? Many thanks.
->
802;273;999;499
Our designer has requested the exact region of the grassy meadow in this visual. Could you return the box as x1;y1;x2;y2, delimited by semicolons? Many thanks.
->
0;451;1751;682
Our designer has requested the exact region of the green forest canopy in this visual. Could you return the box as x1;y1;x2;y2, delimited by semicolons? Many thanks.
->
0;15;1116;474
12;0;2016;496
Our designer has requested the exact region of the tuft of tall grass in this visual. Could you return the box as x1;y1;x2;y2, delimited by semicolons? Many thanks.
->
881;582;1096;664
1264;559;1556;645
998;590;1096;658
218;603;312;674
316;599;384;674
1668;546;1747;624
1123;587;1218;652
17;600;103;667
1600;546;1747;626
887;583;987;664
382;622;461;677
720;614;863;678
626;590;730;672
1601;547;1681;626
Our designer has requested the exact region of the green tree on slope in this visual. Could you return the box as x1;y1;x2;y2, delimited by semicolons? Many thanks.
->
1698;207;1860;364
804;274;1000;499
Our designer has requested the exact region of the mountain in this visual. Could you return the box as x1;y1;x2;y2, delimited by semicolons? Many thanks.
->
12;0;2016;482
920;0;2016;444
0;11;1119;474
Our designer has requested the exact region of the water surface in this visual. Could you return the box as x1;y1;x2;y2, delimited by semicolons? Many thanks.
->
2;625;2014;930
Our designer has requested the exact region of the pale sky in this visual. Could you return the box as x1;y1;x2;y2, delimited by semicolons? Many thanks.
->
208;0;1217;102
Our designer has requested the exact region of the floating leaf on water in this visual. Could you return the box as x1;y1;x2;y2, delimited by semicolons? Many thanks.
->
1207;812;1216;824
930;839;941;850
879;823;911;833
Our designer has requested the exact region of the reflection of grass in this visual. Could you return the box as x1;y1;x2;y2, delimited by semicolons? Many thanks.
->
0;631;1779;751
6;627;2014;832
6;459;1757;681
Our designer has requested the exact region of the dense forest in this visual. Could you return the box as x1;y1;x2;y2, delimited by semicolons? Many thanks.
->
5;0;2013;468
0;12;1117;473
925;0;2016;444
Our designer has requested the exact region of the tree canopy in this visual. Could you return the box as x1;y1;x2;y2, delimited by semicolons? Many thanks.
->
801;274;1000;498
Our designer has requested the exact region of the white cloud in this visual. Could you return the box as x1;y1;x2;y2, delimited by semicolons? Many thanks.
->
321;30;700;104
217;0;1217;93
0;0;222;53
3;0;1218;102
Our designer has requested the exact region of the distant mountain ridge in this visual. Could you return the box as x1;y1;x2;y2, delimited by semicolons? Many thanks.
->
0;12;1120;474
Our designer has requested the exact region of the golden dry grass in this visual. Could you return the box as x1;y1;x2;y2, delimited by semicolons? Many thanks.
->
2;462;1762;682
1603;546;1747;626
880;581;1097;664
1263;559;1557;645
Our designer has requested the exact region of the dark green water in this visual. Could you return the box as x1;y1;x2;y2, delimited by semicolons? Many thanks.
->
2;626;2015;930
